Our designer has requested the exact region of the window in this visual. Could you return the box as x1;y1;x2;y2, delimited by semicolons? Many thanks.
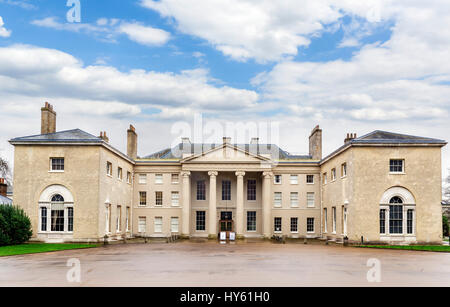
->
247;211;256;231
307;218;315;233
247;180;256;201
274;217;282;232
138;174;147;184
127;171;131;184
323;208;328;233
290;175;298;184
139;192;147;206
50;158;64;171
307;192;315;208
197;180;206;200
171;191;179;207
196;211;206;231
290;217;298;233
341;163;347;177
171;174;179;184
155;174;163;184
306;175;314;184
106;162;112;176
389;197;403;234
41;207;47;232
154;217;162;233
274;192;282;207
290;192;299;207
138;217;146;233
331;168;336;181
117;167;122;180
390;159;404;173
155;192;163;206
332;207;337;233
323;173;327;184
106;204;111;233
116;206;121;232
126;207;130;232
380;209;386;234
51;194;65;232
68;207;73;232
171;217;179;233
407;209;413;234
222;180;231;201
274;175;282;184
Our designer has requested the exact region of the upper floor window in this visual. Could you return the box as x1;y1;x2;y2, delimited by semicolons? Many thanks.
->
197;180;206;201
274;175;282;184
117;167;123;180
139;174;147;184
341;163;347;177
390;159;404;173
274;192;282;207
139;191;147;206
222;180;231;201
306;175;314;184
127;171;131;184
323;173;327;185
50;158;64;172
106;162;112;176
307;192;315;208
331;168;337;181
155;191;163;206
171;191;179;207
290;192;299;207
247;179;256;201
290;175;298;185
155;174;163;184
171;174;179;184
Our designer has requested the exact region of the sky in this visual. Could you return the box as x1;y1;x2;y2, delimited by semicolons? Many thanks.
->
0;0;449;182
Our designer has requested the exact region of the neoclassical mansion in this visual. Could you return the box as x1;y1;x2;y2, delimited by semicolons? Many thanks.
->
9;104;447;244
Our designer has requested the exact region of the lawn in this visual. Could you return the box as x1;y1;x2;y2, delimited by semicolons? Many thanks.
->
357;245;450;252
0;243;100;257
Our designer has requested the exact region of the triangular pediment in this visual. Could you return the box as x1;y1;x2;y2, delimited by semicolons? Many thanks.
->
182;144;270;163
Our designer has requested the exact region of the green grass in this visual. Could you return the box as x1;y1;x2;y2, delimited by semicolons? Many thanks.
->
0;243;100;257
357;245;450;252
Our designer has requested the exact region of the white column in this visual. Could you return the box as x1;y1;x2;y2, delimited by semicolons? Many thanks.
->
181;171;191;237
262;171;273;238
235;171;246;237
208;171;218;238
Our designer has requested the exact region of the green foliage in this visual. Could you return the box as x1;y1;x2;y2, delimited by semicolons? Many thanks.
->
0;205;32;246
0;243;99;257
443;215;449;237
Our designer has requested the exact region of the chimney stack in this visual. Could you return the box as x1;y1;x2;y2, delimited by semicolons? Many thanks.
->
99;131;109;143
223;137;231;145
41;102;56;134
309;125;322;160
127;125;138;159
344;133;357;144
0;178;7;197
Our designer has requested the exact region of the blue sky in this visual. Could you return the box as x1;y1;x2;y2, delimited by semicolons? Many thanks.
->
0;0;449;178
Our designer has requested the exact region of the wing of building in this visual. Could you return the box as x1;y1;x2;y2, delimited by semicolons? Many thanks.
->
8;103;447;244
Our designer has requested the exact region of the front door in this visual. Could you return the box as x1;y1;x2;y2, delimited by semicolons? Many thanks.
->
219;211;234;237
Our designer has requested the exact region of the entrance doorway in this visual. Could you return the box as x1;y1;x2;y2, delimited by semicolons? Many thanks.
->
219;211;234;237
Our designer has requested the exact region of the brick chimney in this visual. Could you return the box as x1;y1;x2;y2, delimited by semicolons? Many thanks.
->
344;133;357;144
99;131;109;143
0;178;7;197
127;125;138;159
41;102;56;134
309;125;322;160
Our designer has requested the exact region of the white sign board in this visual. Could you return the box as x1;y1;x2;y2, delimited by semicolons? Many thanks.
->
229;232;236;241
220;232;227;241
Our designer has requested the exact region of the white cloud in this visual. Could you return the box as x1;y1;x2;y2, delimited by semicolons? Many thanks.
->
118;22;170;46
0;16;11;38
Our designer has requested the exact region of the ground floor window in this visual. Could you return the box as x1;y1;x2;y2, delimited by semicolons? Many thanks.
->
247;211;256;231
380;209;386;234
196;211;206;231
274;217;282;232
138;217;146;233
307;218;314;233
171;217;179;233
40;194;73;233
154;217;162;233
41;207;47;232
290;217;298;233
407;209;413;234
389;205;403;234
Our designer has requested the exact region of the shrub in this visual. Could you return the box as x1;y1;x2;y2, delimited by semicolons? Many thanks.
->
443;215;449;237
0;205;32;246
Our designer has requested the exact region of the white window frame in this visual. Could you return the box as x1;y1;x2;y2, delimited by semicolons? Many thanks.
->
332;207;337;234
306;175;314;184
323;208;328;233
171;174;179;184
49;157;65;173
139;174;147;184
117;167;123;181
307;192;315;208
323;173;327;185
116;205;121;232
126;207;130;232
154;217;163;233
290;175;298;185
155;174;163;184
274;175;282;184
341;163;347;178
138;217;146;233
390;159;405;174
171;191;179;207
307;217;315;233
274;192;282;208
106;162;112;177
106;204;111;234
290;192;299;208
331;168;337;181
139;191;147;207
127;171;132;184
155;191;163;207
171;217;179;233
274;217;282;233
290;217;298;233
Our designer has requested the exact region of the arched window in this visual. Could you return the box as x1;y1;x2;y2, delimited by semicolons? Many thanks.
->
380;187;416;237
389;196;403;204
39;185;74;234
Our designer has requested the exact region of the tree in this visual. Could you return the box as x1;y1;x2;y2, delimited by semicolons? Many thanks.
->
0;157;8;178
0;205;32;246
445;170;450;202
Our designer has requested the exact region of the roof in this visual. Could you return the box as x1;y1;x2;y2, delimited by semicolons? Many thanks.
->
9;129;103;143
0;195;12;205
322;130;447;163
143;143;312;161
443;200;450;206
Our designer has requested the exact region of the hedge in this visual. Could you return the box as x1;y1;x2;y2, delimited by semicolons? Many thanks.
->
0;205;32;246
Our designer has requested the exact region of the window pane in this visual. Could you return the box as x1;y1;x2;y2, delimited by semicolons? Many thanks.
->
274;175;282;184
196;211;206;231
139;192;147;206
68;207;73;232
390;159;404;173
247;180;256;201
247;211;256;231
171;217;179;233
155;192;163;206
290;192;299;207
389;205;403;234
407;209;413;234
306;175;314;184
307;193;315;207
274;217;282;232
171;191;179;206
41;207;47;232
51;158;64;171
380;209;386;234
290;175;298;184
274;192;282;207
290;217;298;232
138;217;146;233
155;174;163;184
154;217;162;233
307;218;314;232
222;181;231;201
197;180;206;200
51;209;64;232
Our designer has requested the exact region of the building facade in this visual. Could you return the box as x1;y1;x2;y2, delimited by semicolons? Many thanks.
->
9;104;447;244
